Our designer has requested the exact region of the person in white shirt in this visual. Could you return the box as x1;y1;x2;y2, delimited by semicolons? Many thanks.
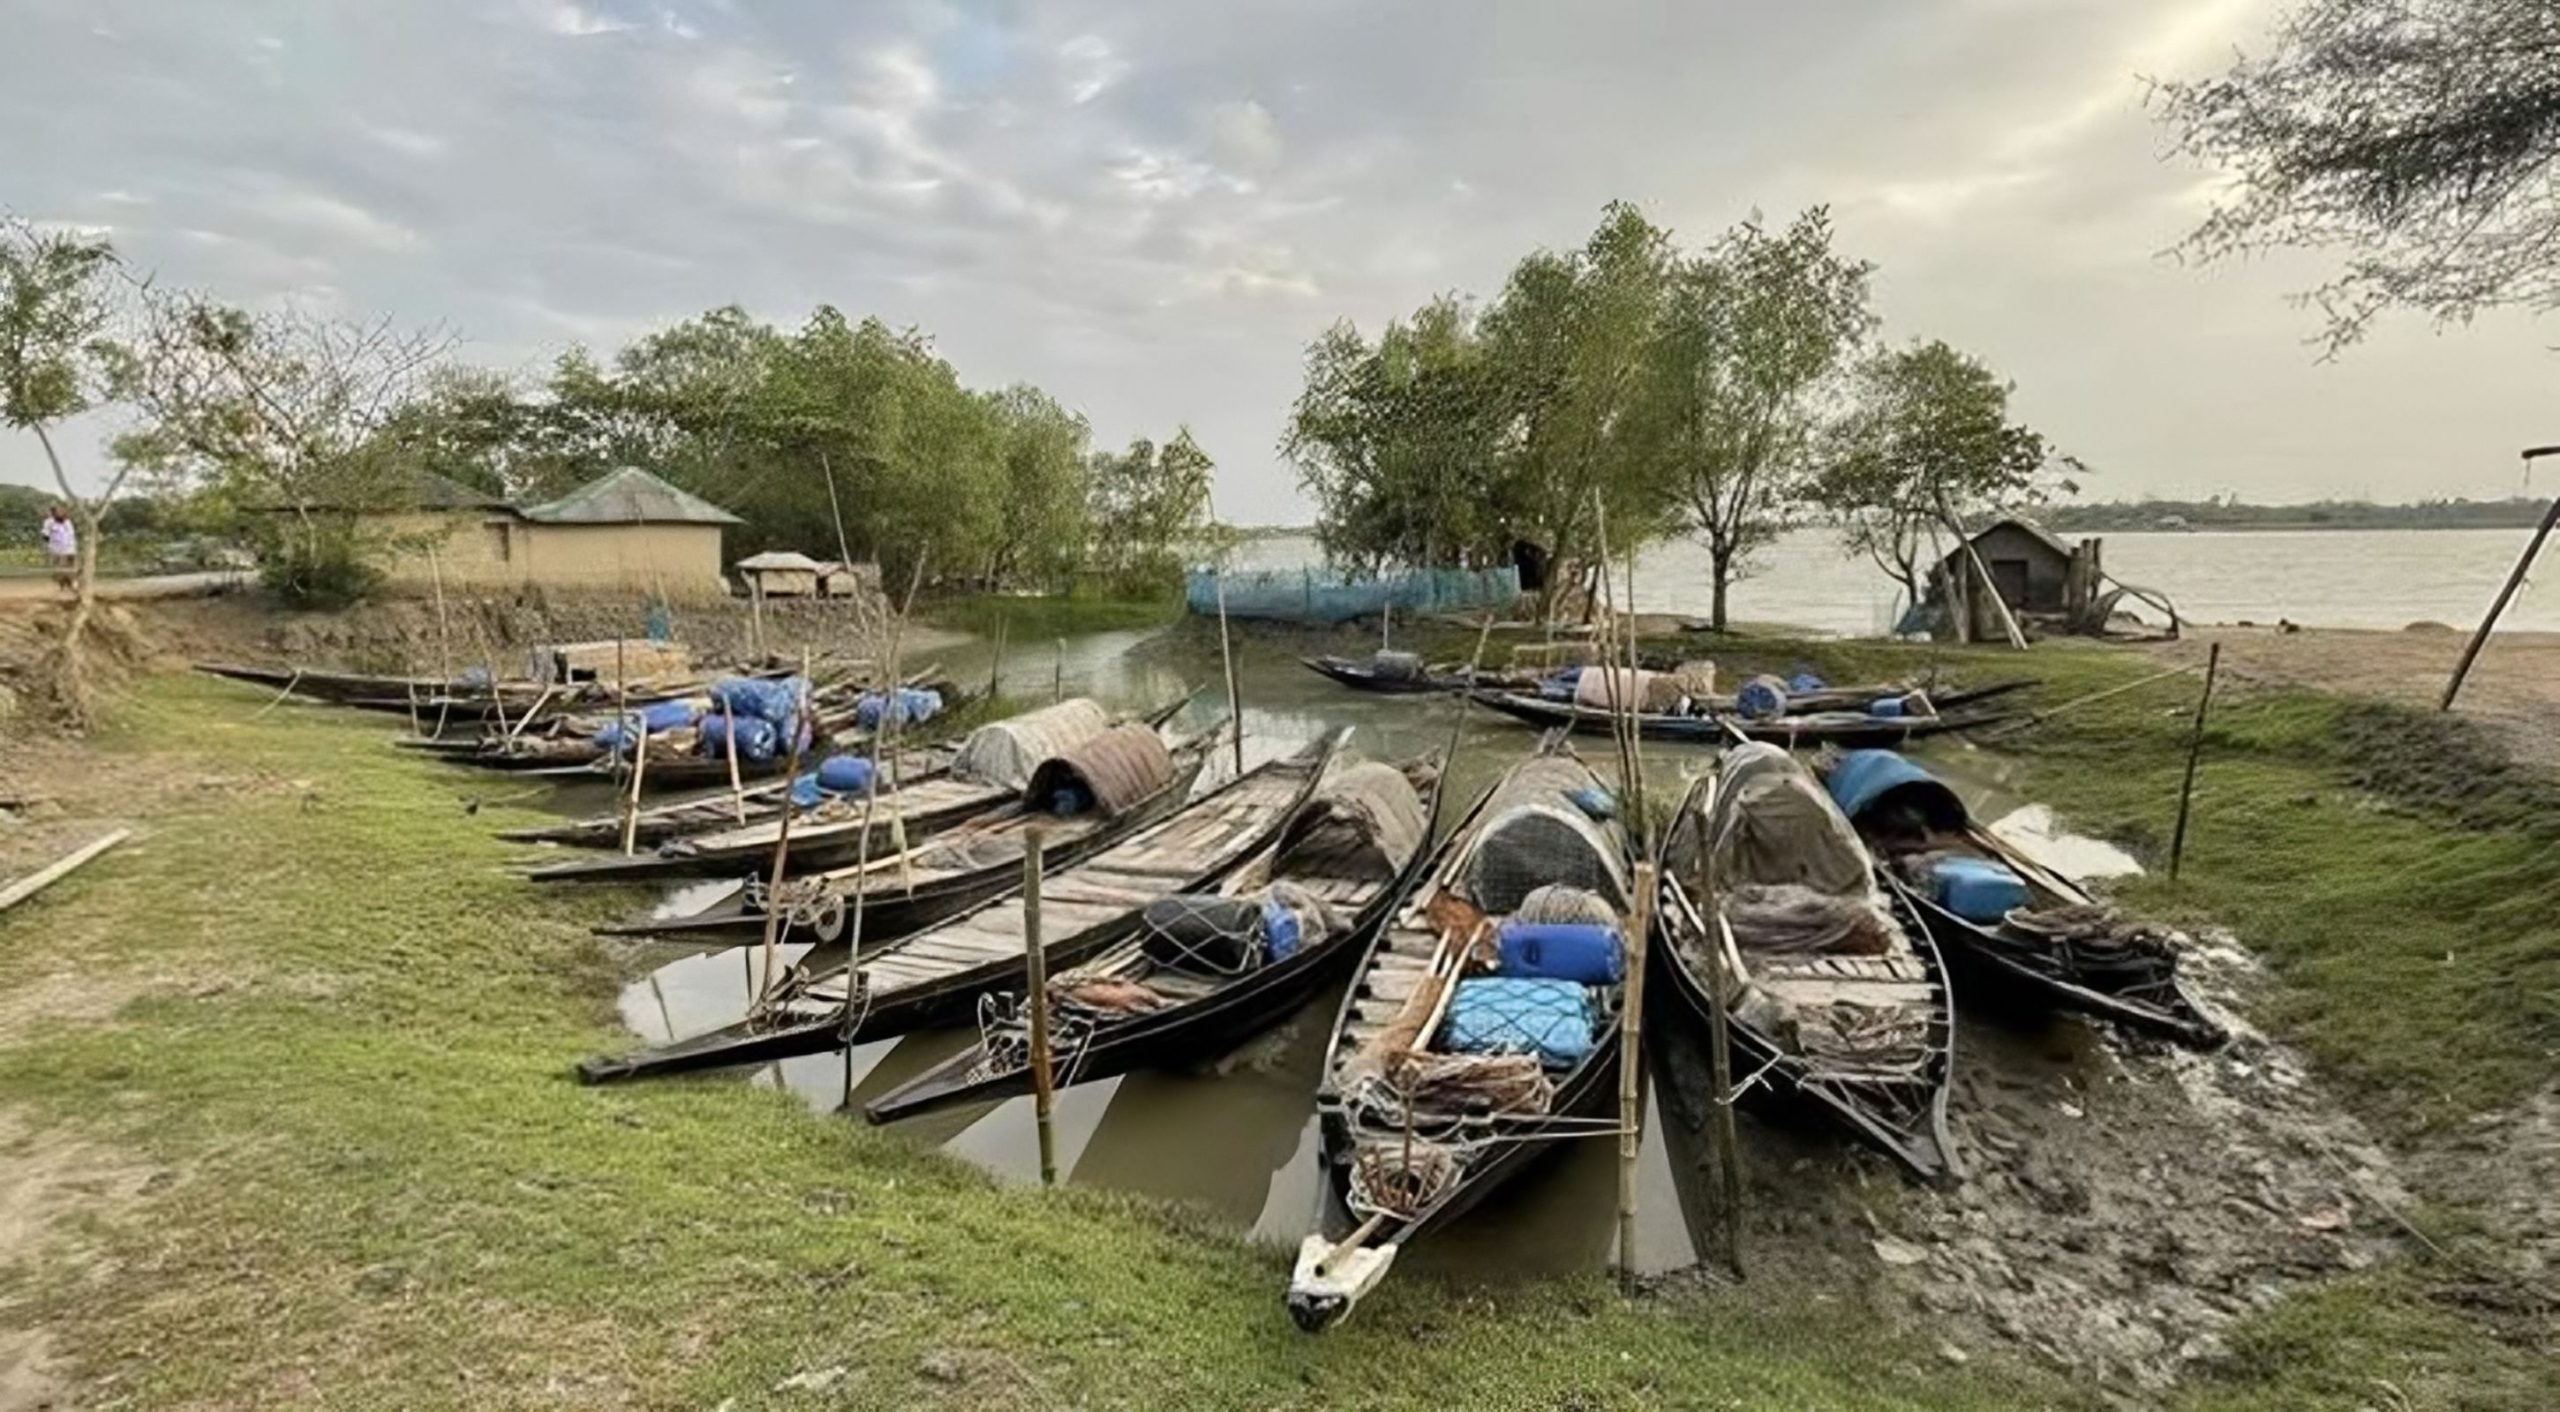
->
42;505;77;591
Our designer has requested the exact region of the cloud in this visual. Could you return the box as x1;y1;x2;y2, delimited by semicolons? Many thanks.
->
5;0;2552;521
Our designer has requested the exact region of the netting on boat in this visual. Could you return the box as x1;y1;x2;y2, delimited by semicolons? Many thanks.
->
1269;760;1430;881
1463;755;1629;915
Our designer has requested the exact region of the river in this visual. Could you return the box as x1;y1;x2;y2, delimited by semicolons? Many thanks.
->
1232;526;2559;634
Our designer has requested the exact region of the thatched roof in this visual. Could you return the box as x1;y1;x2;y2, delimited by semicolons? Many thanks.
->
1026;725;1177;817
735;550;826;572
953;699;1112;789
519;467;743;526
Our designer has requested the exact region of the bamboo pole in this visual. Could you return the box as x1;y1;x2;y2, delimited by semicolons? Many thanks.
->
1052;638;1064;702
619;726;650;854
1979;662;2198;739
427;546;453;683
1615;860;1655;1295
748;576;768;663
1705;903;1747;1278
752;680;813;1005
1022;827;1058;1187
722;694;747;824
2441;446;2560;711
988;613;1008;701
2168;641;2221;883
614;639;638;853
1215;569;1244;776
0;829;132;914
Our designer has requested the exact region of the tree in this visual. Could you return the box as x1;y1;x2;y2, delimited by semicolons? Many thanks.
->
0;219;136;723
1815;340;2070;614
2152;0;2560;349
984;386;1091;587
1088;429;1215;594
1630;208;1874;630
117;293;452;604
1284;297;1516;571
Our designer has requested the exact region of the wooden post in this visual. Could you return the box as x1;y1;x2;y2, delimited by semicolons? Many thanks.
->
0;829;132;914
1052;638;1064;703
722;694;747;824
2168;641;2221;883
1616;861;1655;1294
988;613;1008;702
1022;828;1058;1187
1214;569;1244;776
752;681;812;1003
427;546;453;683
2441;449;2560;711
748;576;768;663
619;724;650;854
1693;772;1747;1279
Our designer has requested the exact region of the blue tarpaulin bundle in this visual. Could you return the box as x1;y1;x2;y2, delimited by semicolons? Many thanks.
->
699;713;781;764
593;698;703;752
1789;671;1827;693
1736;674;1791;720
709;676;809;725
1497;919;1625;984
790;753;878;808
855;686;943;731
1934;856;2029;923
1825;750;1969;829
1442;977;1597;1069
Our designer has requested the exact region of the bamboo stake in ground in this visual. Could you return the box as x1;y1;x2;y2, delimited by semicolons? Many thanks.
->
722;693;746;824
0;829;132;914
751;680;813;1006
2441;444;2560;711
2168;641;2222;883
1615;860;1655;1295
619;719;651;855
1215;568;1244;775
427;546;453;683
1022;827;1058;1187
1052;638;1064;702
1690;774;1747;1279
987;613;1008;701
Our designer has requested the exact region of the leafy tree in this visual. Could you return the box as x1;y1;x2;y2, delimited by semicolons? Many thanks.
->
1087;429;1215;594
1814;339;2070;612
1630;208;1873;630
0;219;137;721
2153;0;2560;349
983;385;1092;587
1284;297;1516;571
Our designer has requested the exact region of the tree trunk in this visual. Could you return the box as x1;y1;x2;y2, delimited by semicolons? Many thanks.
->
55;529;101;727
1709;547;1732;633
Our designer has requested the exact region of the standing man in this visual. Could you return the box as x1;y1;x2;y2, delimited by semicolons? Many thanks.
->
42;503;76;592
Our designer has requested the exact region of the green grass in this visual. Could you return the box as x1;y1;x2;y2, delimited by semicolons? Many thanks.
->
1;673;2058;1410
920;588;1183;640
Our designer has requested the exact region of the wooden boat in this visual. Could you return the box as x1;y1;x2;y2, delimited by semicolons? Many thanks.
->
494;741;941;849
1286;733;1633;1333
864;754;1448;1124
1824;750;2225;1048
408;676;895;776
594;720;1222;947
1465;687;2014;747
525;695;1133;883
573;731;1342;1085
1299;654;1475;695
1654;742;1958;1182
196;660;626;725
519;684;969;794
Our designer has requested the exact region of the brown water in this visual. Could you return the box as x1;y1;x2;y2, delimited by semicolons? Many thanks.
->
608;625;2137;1282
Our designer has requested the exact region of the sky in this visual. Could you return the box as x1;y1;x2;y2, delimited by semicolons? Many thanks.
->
4;0;2554;523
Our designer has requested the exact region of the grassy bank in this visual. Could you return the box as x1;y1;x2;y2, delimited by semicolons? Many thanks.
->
920;588;1183;640
2;673;2051;1410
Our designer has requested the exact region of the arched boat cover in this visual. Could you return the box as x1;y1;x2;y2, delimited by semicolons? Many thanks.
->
1825;750;1969;830
1024;724;1176;818
1701;742;1874;896
954;698;1111;789
1465;754;1629;914
1270;761;1429;881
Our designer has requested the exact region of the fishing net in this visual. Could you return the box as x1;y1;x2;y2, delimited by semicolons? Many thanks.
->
2005;902;2183;990
1514;883;1617;927
1348;1137;1466;1220
1465;756;1629;914
1723;883;1896;957
1393;1052;1554;1115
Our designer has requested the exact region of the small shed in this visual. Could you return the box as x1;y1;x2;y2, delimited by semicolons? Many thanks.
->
734;551;825;599
1934;516;2075;614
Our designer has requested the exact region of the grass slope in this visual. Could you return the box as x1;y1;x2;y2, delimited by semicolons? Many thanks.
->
3;674;2054;1410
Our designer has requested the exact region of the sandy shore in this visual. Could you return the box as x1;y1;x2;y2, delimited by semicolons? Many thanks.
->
2150;624;2560;773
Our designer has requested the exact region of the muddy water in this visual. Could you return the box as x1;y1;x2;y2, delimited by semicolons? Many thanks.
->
604;624;2141;1285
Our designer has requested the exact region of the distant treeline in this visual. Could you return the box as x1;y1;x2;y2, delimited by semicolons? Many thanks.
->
2032;497;2554;533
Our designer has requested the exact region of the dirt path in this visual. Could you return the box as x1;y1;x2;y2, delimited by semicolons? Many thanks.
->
0;573;243;604
2150;625;2560;775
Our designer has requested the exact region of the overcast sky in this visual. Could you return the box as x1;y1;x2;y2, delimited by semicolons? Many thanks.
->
5;0;2554;522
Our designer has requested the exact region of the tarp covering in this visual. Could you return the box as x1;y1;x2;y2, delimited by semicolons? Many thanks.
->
1574;667;1681;713
1024;724;1176;817
952;698;1111;788
1826;750;1969;830
1268;760;1429;881
1465;753;1630;915
1699;742;1874;896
